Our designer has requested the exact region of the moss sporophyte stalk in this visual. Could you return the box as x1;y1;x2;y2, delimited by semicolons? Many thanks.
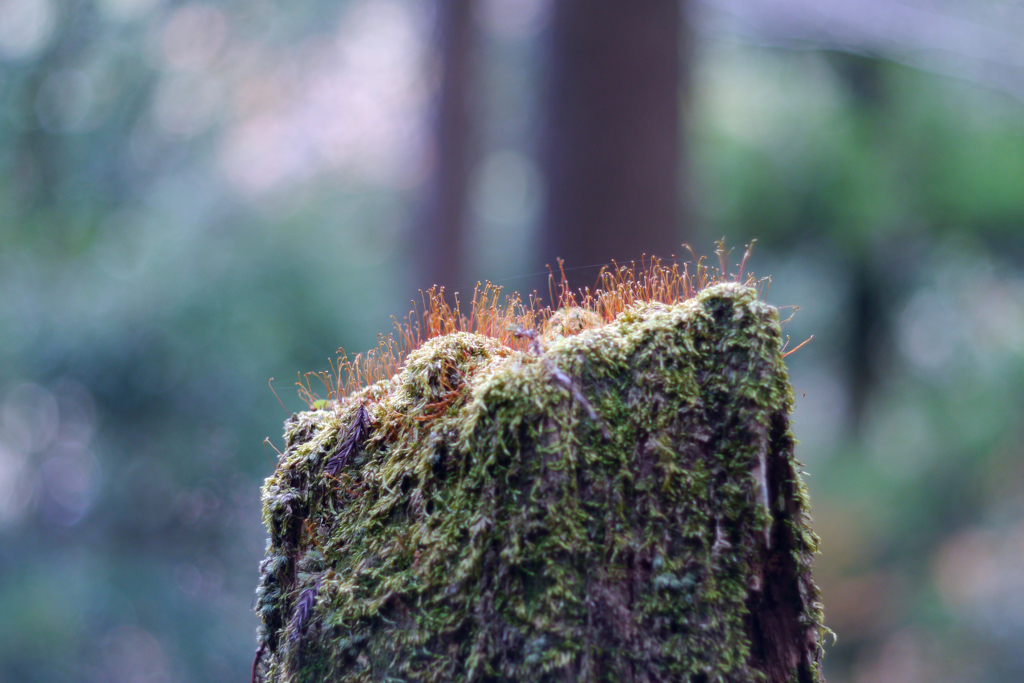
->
254;257;828;683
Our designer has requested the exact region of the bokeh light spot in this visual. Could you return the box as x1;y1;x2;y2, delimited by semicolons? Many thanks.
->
898;289;962;373
101;625;173;683
40;443;100;526
217;0;428;195
0;0;58;60
0;440;33;528
1;382;59;454
152;73;222;138
160;2;227;72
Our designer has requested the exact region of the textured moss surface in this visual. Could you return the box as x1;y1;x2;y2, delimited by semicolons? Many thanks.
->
254;283;826;682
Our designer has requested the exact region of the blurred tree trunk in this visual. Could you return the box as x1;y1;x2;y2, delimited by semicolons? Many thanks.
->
539;0;689;279
826;54;891;439
414;0;479;292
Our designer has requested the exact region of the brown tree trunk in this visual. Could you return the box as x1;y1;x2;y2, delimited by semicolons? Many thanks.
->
413;0;479;292
540;0;689;278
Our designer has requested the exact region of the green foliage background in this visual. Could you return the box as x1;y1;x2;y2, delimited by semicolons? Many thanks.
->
2;1;1024;681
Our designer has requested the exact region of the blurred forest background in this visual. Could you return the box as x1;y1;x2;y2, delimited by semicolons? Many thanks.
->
3;0;1024;681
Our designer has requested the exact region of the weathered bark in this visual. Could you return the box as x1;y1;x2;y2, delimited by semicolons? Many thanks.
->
540;0;689;272
254;284;826;682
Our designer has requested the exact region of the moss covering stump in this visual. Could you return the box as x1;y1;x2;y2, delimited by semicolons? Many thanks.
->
254;282;826;682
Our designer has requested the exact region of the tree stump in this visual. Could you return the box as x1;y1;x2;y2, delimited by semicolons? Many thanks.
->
254;282;826;682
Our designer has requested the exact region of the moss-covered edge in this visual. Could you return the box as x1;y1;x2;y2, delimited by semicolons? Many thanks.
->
254;283;826;682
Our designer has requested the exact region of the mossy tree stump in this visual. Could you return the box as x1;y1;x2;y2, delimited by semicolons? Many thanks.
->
254;283;826;682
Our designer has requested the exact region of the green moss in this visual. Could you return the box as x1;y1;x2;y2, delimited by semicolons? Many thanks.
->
255;283;826;682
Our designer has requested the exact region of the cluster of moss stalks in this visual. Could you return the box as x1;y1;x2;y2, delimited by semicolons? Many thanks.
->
254;280;827;683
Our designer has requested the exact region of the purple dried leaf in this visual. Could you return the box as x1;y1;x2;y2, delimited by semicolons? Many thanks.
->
325;404;371;476
289;580;321;651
